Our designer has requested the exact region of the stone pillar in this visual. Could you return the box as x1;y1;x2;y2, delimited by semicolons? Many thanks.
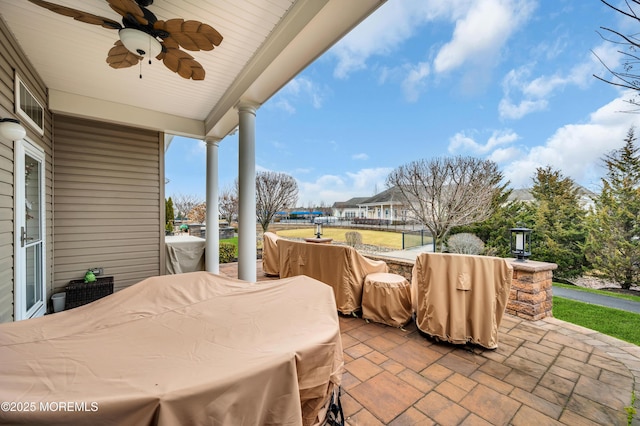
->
506;259;557;321
237;101;258;282
205;137;221;274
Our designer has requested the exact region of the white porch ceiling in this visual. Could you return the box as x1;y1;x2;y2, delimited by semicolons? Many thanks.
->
1;0;384;139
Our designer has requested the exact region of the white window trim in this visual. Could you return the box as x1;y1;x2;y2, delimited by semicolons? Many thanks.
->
14;73;45;136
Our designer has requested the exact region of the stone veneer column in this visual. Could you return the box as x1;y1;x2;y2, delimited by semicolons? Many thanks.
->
506;259;558;321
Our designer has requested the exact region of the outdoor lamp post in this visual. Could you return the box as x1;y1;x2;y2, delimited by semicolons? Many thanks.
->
315;222;323;238
510;225;532;261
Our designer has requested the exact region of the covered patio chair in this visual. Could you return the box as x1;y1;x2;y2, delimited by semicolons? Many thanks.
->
262;232;281;276
411;252;513;349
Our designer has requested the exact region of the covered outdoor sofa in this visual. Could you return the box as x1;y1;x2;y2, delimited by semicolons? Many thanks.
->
277;239;388;315
0;272;343;426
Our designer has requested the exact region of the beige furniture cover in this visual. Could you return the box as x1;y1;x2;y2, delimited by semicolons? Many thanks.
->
411;252;513;349
278;239;388;315
165;235;206;274
262;231;281;276
0;272;343;426
362;272;412;327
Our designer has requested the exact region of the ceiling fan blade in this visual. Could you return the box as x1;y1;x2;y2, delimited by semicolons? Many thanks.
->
157;48;205;80
28;0;122;29
106;0;148;26
107;40;142;69
154;19;223;52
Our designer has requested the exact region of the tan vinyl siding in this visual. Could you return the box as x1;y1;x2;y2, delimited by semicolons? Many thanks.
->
53;115;162;291
0;18;53;323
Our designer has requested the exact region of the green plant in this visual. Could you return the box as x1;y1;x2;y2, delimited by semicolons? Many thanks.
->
625;391;636;425
586;128;640;289
219;242;237;264
165;197;175;233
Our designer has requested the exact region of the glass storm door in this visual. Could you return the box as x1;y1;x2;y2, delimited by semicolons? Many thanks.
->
15;140;46;320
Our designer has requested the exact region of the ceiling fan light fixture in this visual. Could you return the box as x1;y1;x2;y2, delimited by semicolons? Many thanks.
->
119;28;162;58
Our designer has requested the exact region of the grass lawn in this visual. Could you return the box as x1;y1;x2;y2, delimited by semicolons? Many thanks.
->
274;227;404;249
220;236;238;255
552;297;640;345
221;236;238;246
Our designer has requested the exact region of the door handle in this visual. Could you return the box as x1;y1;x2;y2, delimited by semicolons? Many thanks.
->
20;226;34;247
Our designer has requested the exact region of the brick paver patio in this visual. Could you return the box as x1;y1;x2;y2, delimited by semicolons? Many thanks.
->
219;261;640;425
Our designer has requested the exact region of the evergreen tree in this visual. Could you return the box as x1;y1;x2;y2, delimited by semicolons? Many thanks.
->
586;128;640;289
165;197;175;233
452;184;532;257
529;166;589;277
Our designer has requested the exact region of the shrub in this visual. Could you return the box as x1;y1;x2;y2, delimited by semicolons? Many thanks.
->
447;233;485;255
219;242;237;263
345;231;362;248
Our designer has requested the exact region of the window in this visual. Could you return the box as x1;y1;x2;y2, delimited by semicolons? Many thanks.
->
15;74;44;135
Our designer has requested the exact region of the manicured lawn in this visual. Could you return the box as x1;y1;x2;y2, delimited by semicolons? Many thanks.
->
220;236;238;255
552;296;640;345
274;227;405;249
221;236;238;246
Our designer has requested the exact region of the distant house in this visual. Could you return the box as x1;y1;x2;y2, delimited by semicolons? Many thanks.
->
508;186;596;210
333;187;416;223
357;186;410;222
332;197;368;220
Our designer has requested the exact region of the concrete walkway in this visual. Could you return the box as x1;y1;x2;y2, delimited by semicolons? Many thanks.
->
553;286;640;314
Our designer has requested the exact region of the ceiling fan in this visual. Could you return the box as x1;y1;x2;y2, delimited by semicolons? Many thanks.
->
28;0;223;80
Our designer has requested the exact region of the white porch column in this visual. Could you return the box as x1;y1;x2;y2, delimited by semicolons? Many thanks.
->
237;102;258;282
205;137;221;274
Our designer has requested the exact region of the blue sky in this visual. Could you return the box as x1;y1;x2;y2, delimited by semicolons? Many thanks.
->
165;0;640;206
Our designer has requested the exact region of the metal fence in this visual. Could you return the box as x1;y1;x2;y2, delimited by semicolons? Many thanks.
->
402;229;433;250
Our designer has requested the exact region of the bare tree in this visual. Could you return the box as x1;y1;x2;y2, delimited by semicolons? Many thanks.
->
187;203;207;224
171;193;203;220
386;156;504;251
219;182;238;224
594;0;640;110
256;171;298;232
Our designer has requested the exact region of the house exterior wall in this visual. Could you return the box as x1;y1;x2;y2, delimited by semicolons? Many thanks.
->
0;18;54;323
52;115;163;291
331;207;361;219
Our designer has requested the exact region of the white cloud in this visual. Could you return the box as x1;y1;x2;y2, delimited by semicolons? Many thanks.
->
331;0;444;79
268;76;327;113
488;147;522;164
433;0;535;74
296;167;393;205
501;92;640;188
498;98;548;120
352;153;369;160
333;0;535;101
448;129;519;154
402;62;431;102
499;42;621;120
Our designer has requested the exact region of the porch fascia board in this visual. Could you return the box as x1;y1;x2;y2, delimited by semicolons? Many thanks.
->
49;89;205;138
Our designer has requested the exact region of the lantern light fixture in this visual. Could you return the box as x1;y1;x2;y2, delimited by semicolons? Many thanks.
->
510;225;532;261
315;222;323;239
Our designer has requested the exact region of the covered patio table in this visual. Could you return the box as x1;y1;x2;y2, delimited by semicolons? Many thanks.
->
0;272;343;425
